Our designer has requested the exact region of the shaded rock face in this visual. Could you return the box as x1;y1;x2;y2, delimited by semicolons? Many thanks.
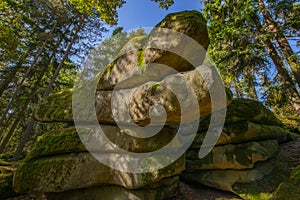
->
181;159;288;196
186;140;278;170
25;126;178;161
46;176;179;200
182;98;292;198
198;98;284;132
181;139;300;199
272;165;300;200
13;153;185;193
192;121;289;148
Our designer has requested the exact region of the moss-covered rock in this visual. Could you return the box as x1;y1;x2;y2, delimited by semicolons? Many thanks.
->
192;121;289;148
13;153;185;193
96;11;209;91
181;158;288;197
186;140;278;170
97;36;149;91
25;126;179;161
272;165;300;200
24;127;86;161
198;98;284;132
35;66;231;125
46;176;179;200
34;89;73;122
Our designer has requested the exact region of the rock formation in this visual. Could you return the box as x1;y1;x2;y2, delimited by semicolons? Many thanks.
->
13;10;232;200
6;10;296;200
181;98;293;199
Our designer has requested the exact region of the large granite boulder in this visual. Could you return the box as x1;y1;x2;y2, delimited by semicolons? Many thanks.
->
13;153;185;193
192;121;289;148
186;140;278;170
35;66;232;125
97;10;209;91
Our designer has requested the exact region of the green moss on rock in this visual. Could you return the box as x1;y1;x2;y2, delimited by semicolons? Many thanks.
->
192;121;289;148
34;89;73;122
272;165;300;200
13;153;185;193
187;140;278;170
198;98;284;132
25;127;86;161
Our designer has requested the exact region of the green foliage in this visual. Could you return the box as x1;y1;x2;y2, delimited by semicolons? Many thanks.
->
203;0;300;119
151;0;174;9
69;0;125;24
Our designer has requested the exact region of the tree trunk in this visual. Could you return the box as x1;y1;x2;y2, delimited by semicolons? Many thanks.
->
257;0;300;87
233;79;243;98
0;58;50;153
245;70;259;100
0;58;26;97
0;22;57;127
252;13;300;114
43;16;84;97
12;16;84;161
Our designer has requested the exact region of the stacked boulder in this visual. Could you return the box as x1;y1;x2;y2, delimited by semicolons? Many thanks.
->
13;11;231;199
181;98;291;198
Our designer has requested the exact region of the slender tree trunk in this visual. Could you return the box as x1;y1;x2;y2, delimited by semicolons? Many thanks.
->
252;14;300;114
0;22;57;127
0;58;51;153
257;0;300;86
0;98;31;153
43;16;84;97
0;58;26;97
233;79;243;98
12;16;84;161
245;70;259;100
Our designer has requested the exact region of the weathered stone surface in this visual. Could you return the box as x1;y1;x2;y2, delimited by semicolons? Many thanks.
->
272;165;300;200
181;160;288;196
96;36;149;91
186;140;278;170
35;66;231;125
181;139;300;198
46;176;179;200
191;121;289;148
144;10;209;72
13;153;185;193
198;98;284;132
25;126;178;161
96;10;209;91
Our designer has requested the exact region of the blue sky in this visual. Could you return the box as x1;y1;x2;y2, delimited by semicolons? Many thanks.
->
114;0;202;31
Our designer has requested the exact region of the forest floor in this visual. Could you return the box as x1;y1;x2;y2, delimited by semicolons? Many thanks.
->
7;139;300;200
